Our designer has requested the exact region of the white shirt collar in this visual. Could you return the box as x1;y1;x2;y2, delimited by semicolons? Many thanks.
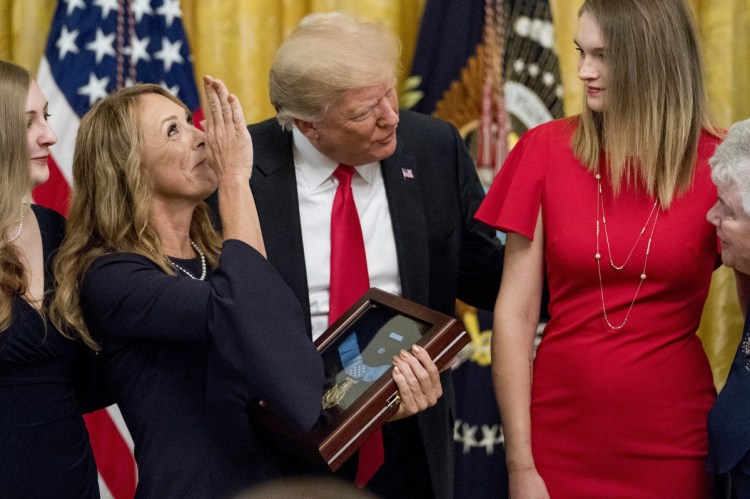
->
292;127;378;190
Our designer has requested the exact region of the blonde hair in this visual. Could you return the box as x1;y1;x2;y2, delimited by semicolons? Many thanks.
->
50;84;222;348
270;12;402;130
0;61;33;331
572;0;715;208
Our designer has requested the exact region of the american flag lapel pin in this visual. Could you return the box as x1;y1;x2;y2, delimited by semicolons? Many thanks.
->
401;168;414;179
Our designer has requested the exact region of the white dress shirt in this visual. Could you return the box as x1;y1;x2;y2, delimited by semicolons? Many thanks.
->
292;127;401;341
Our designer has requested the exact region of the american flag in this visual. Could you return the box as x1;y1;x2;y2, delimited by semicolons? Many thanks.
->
36;1;202;496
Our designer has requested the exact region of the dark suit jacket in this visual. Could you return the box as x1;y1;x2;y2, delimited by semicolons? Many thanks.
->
219;110;503;498
708;306;750;476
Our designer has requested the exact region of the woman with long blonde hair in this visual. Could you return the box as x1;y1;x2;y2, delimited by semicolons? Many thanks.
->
476;0;721;496
50;79;327;497
53;73;443;497
0;60;100;497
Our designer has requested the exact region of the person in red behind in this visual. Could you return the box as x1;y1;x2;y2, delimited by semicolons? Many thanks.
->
476;0;721;497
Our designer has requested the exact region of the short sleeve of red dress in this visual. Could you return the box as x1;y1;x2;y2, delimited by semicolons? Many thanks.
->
474;119;566;240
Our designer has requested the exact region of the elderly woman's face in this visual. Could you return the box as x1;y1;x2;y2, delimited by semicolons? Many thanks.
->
139;93;216;202
707;180;750;274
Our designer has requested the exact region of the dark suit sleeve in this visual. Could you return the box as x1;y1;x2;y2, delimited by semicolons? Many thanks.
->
81;240;324;430
451;125;505;310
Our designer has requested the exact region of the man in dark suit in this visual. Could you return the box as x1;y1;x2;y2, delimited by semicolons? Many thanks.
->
211;12;504;498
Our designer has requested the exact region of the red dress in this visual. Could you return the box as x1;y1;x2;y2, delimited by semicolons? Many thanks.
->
476;118;720;498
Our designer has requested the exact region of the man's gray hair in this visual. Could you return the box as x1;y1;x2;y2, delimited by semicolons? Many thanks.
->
269;12;402;131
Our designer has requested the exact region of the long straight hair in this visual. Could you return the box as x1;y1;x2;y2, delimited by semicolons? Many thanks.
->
0;61;33;331
572;0;716;208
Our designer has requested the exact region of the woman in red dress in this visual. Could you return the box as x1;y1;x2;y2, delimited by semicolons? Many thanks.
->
476;0;721;497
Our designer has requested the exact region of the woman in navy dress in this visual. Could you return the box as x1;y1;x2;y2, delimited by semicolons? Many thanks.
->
49;79;324;498
0;61;100;497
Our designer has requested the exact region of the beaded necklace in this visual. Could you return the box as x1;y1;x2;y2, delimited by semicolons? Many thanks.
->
595;172;660;330
5;206;27;243
165;239;206;280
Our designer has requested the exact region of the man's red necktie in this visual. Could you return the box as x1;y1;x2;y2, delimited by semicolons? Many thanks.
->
328;164;384;488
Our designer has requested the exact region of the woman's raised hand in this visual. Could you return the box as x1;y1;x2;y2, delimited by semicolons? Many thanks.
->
202;75;253;182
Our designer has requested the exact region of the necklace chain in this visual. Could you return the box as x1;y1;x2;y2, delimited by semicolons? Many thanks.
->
600;184;658;270
166;239;207;280
595;173;660;330
5;206;27;243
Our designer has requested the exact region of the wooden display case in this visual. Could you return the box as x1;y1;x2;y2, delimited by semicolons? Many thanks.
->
254;288;469;471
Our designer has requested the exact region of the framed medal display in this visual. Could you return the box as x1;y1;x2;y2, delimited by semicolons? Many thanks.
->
253;287;469;471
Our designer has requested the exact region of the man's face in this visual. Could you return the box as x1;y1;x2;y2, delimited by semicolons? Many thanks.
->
304;81;399;166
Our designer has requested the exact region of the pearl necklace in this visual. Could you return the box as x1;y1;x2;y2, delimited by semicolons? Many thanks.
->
595;173;660;330
166;239;206;280
5;207;26;243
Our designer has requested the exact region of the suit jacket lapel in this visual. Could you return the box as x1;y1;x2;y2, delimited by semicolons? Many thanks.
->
251;127;314;337
382;149;430;305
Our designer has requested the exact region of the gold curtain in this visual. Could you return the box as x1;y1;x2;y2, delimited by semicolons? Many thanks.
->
184;0;426;122
550;0;750;389
0;0;425;124
2;0;749;387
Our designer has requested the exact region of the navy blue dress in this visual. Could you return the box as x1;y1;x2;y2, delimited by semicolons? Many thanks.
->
80;239;324;498
0;205;99;498
708;303;750;495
